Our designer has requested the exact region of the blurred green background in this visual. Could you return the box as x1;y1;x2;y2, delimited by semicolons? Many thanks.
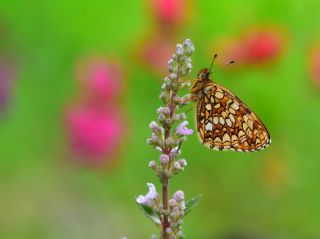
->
1;0;320;238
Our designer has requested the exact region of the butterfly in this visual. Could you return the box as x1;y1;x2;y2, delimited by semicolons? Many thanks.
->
190;55;271;152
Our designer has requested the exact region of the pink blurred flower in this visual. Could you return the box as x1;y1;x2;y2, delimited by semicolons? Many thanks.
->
65;105;124;164
151;0;184;26
135;34;176;75
217;26;286;67
309;45;320;89
76;57;123;102
0;57;16;114
244;28;284;63
136;0;194;75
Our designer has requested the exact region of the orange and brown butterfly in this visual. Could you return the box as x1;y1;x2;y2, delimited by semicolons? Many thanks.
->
190;55;271;152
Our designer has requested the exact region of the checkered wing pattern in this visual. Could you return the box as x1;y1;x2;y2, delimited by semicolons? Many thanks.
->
196;82;271;152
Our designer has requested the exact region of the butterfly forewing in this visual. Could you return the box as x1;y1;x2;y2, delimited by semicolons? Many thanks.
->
196;82;271;152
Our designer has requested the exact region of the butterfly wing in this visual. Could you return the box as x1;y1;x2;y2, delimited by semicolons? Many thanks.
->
196;82;271;152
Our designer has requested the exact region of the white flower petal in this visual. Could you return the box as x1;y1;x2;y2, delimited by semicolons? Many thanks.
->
146;183;158;200
137;183;158;205
136;195;147;204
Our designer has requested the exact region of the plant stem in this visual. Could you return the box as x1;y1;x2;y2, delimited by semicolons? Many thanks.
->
162;177;169;239
162;89;177;239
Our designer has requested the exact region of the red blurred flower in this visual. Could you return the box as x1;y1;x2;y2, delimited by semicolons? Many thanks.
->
75;57;123;102
309;45;320;89
65;105;124;164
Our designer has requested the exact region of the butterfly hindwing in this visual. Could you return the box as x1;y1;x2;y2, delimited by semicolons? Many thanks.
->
196;82;271;152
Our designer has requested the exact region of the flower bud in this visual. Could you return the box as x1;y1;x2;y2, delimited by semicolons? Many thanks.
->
173;190;185;201
165;137;175;147
185;62;192;70
148;160;158;170
178;201;186;211
149;121;161;134
147;133;160;145
173;161;181;171
176;136;187;144
176;44;183;55
158;113;166;122
166;227;173;234
169;199;177;207
160;154;169;165
157;106;170;115
173;113;186;121
183;39;195;55
159;91;168;101
178;159;187;167
172;207;180;218
169;73;177;80
169;147;181;158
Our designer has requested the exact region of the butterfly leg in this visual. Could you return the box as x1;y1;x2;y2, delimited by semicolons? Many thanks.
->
177;94;198;104
177;79;195;85
184;106;194;114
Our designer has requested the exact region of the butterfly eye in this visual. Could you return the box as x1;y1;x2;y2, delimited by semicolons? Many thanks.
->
200;72;208;80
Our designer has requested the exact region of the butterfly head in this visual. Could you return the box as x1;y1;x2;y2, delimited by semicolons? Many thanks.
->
191;68;212;95
197;54;235;82
197;54;217;82
198;68;211;81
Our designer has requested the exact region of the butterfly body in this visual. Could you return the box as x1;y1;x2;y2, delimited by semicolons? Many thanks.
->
191;68;271;152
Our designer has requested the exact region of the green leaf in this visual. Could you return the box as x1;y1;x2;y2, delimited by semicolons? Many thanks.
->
185;194;202;216
137;203;161;225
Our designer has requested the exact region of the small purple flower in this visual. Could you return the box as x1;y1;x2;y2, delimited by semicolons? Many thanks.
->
136;183;159;205
175;121;193;136
173;190;185;201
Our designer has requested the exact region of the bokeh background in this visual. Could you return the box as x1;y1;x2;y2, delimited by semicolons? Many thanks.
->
1;0;320;238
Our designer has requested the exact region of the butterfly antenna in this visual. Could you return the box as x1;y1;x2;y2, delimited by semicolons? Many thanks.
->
213;60;235;72
209;54;218;74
